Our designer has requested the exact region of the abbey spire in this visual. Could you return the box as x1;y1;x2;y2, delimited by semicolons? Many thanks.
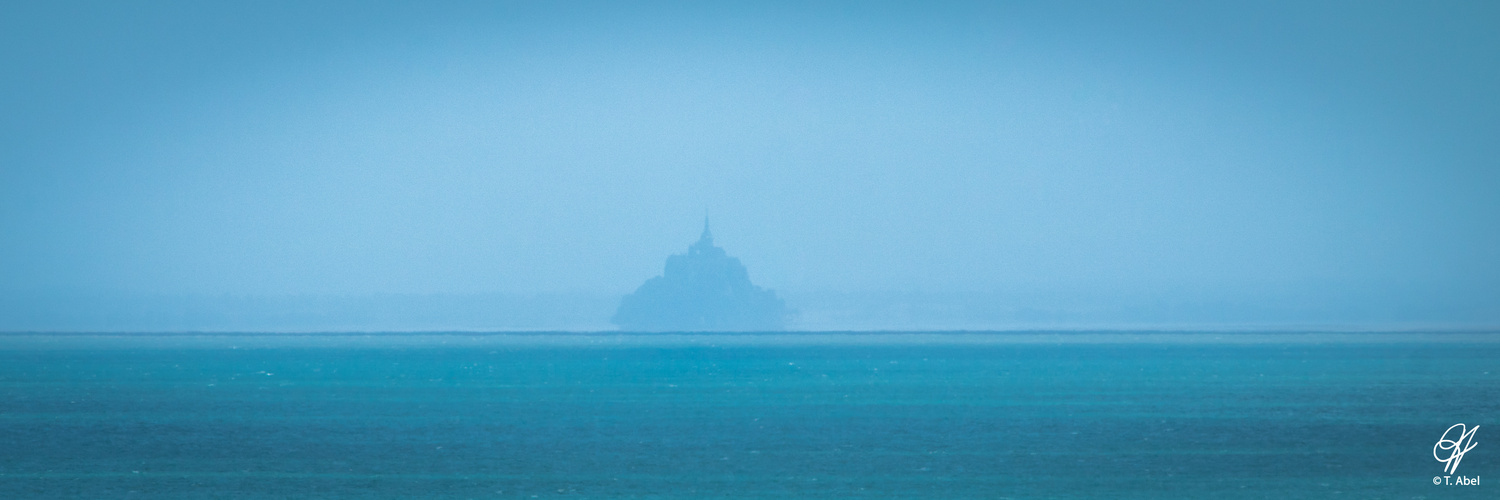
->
690;216;718;255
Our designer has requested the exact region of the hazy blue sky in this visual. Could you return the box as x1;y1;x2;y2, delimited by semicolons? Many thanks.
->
2;1;1497;323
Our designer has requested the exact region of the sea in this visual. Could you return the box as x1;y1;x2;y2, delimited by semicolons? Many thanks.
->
0;331;1494;499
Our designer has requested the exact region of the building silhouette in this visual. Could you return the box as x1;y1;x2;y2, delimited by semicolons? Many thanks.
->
612;219;786;331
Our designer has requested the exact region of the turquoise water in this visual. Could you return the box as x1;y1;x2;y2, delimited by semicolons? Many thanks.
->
0;333;1495;498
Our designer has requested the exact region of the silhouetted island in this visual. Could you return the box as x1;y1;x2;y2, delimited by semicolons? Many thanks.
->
612;219;787;331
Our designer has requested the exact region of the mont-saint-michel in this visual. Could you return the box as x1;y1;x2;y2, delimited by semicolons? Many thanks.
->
612;219;787;331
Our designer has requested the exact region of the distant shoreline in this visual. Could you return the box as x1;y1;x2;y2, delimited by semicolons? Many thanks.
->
1;327;1498;336
1;330;1497;349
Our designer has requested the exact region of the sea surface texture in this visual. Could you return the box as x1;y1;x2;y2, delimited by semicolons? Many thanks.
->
0;332;1494;499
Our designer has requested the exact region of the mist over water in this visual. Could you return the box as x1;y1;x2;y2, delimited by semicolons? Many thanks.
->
4;4;1498;499
2;1;1498;331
